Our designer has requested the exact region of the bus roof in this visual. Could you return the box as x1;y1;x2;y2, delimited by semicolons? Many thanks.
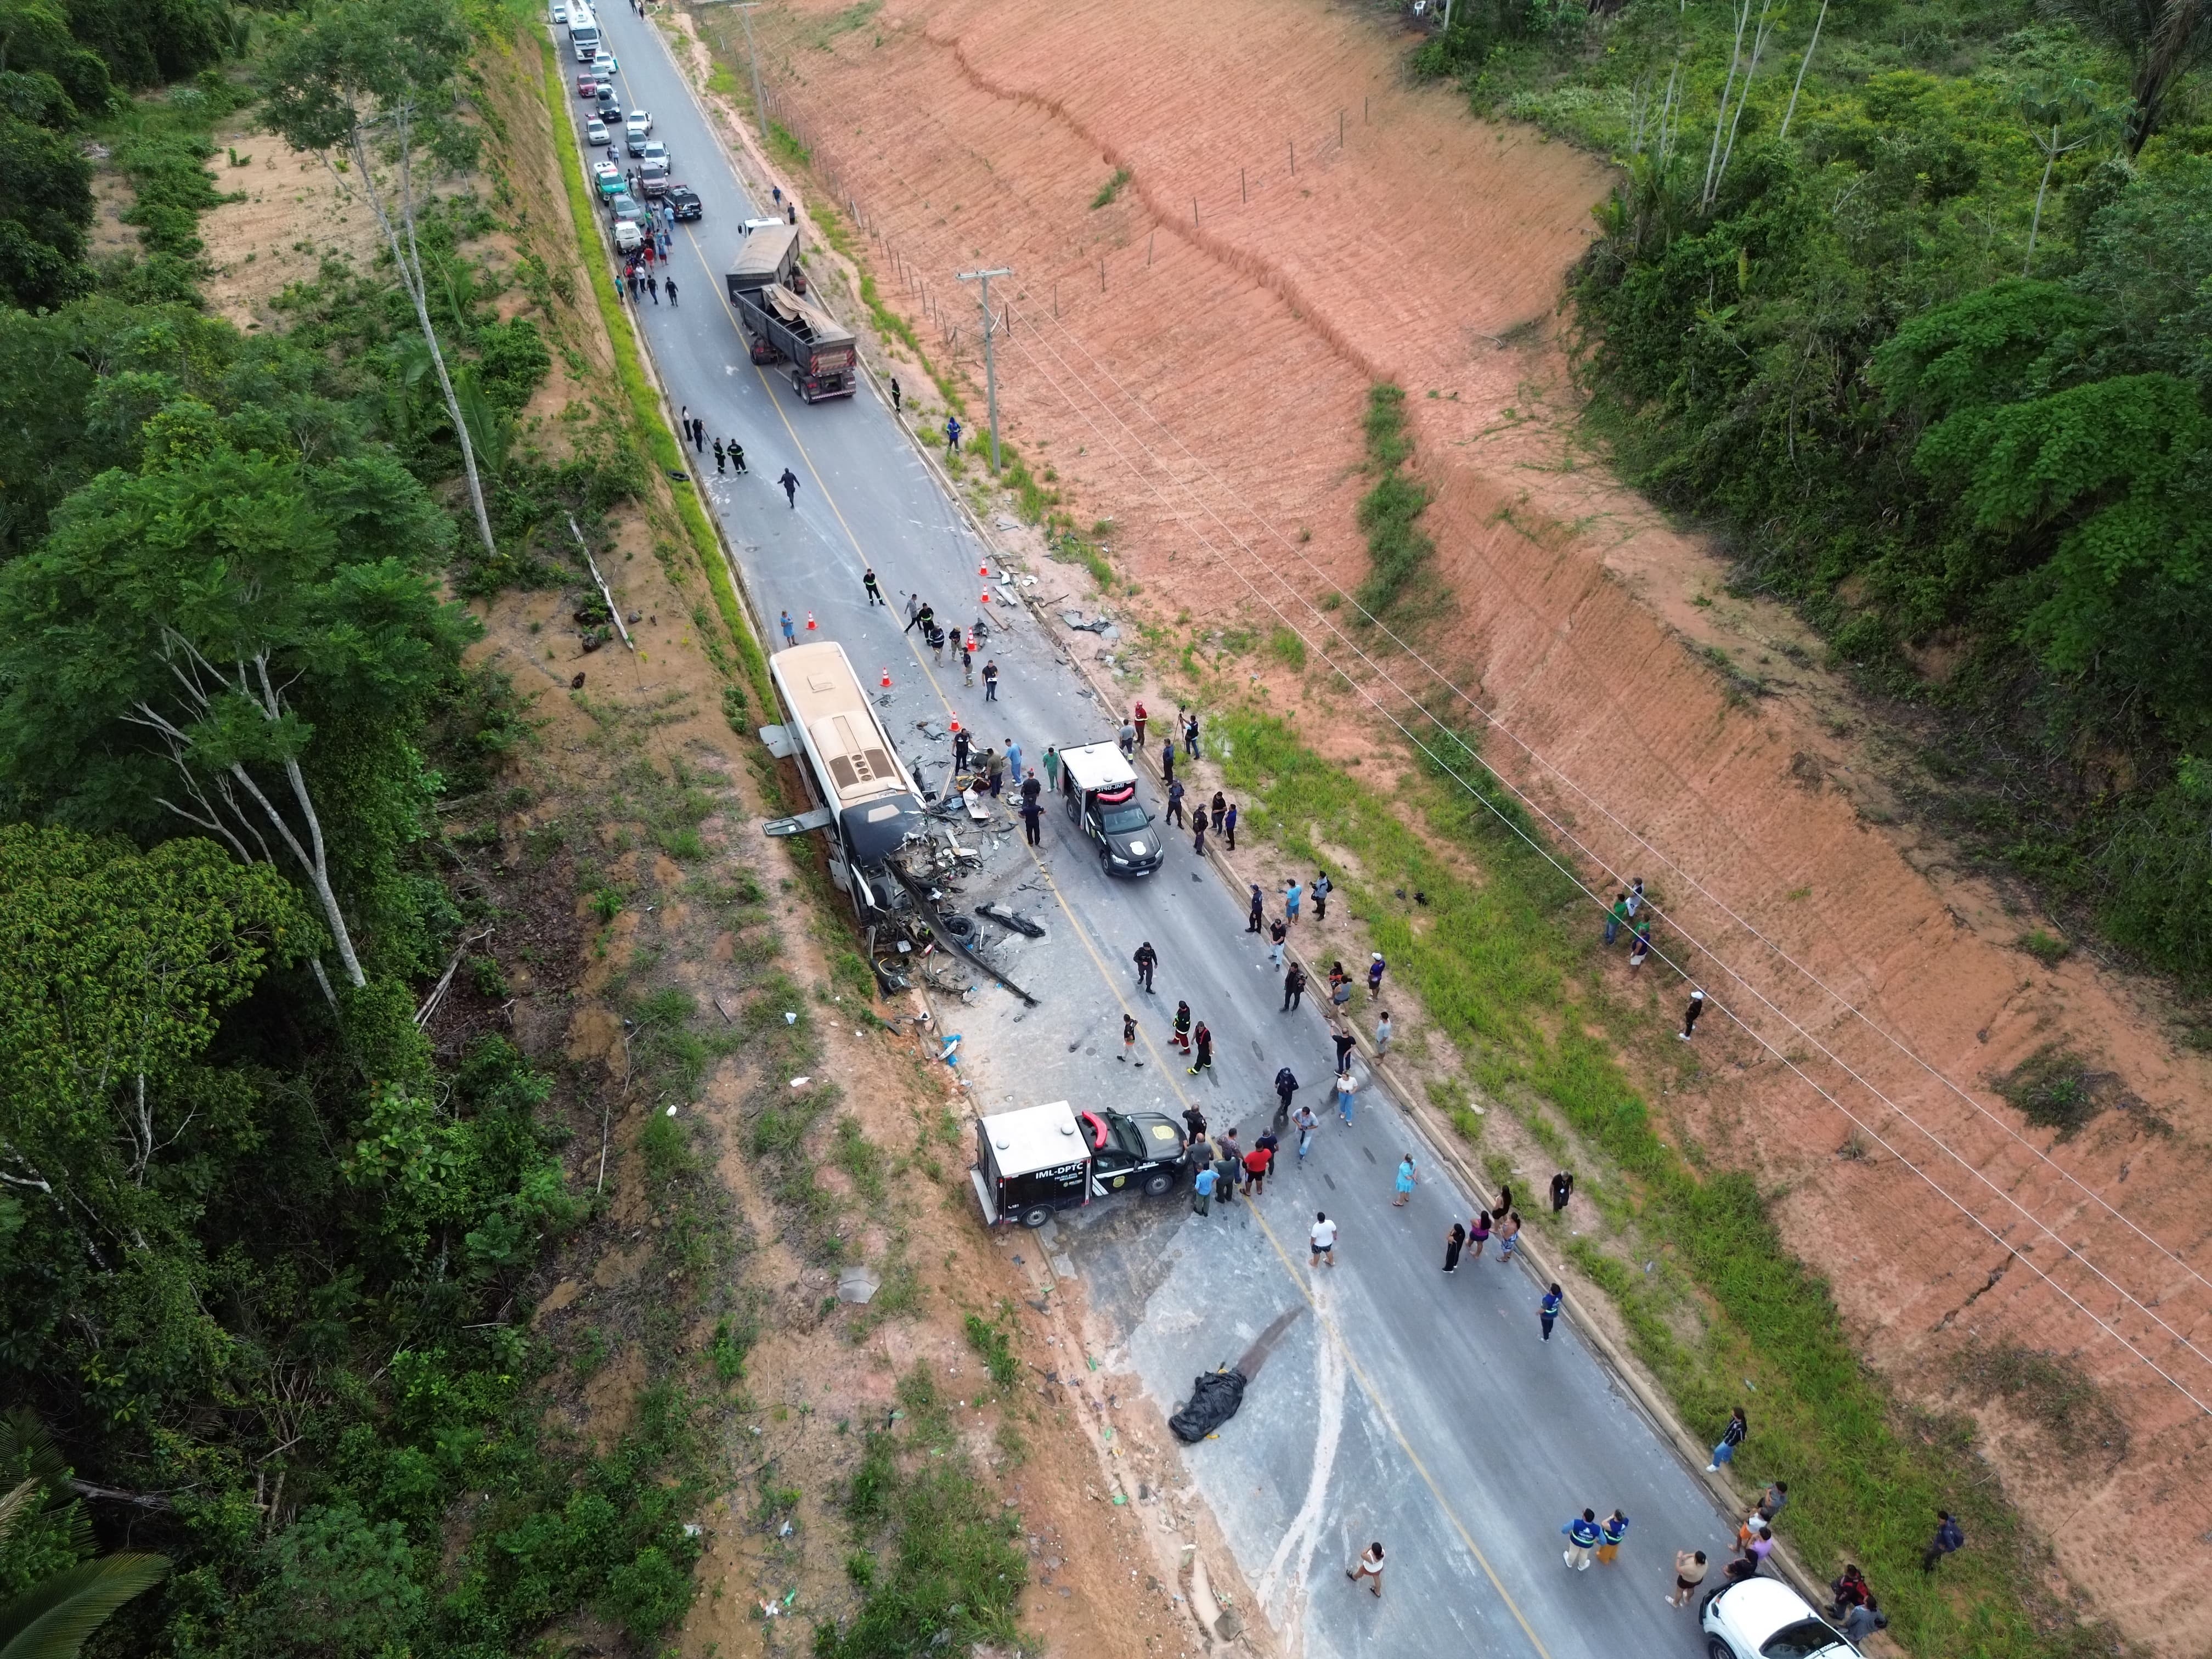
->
770;641;916;810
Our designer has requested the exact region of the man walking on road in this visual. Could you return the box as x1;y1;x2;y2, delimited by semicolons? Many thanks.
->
983;659;999;701
889;376;901;413
1019;794;1042;846
1333;1029;1356;1076
1563;1510;1602;1572
1248;884;1265;934
665;276;678;306
1242;1138;1271;1196
1191;805;1209;856
1281;962;1307;1012
1269;916;1288;969
1187;1020;1214;1077
646;272;659;304
778;467;799;508
863;566;884;605
1274;1066;1299;1121
1004;739;1023;782
731;442;746;474
904;600;935;640
1310;1211;1337;1267
1042;745;1060;792
1122;1013;1138;1063
1293;1102;1319;1160
1921;1511;1965;1574
1133;941;1156;994
1165;779;1184;827
1540;1282;1564;1341
1680;988;1706;1040
713;438;726;475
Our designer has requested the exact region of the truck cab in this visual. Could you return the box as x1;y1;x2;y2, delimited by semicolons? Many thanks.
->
1056;741;1160;876
970;1100;1188;1228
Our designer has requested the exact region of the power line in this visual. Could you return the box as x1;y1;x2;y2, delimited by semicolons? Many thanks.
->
1006;314;2212;1416
1022;312;2212;1311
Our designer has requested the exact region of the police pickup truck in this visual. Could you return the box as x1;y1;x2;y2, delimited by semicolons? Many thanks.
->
970;1099;1188;1228
1056;741;1160;876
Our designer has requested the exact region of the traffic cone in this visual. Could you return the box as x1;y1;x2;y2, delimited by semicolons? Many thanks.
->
948;719;961;734
980;590;992;605
880;665;891;687
805;612;816;630
978;561;989;577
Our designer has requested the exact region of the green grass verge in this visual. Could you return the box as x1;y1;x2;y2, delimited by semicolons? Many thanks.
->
536;36;771;712
1216;706;2111;1659
1354;383;1436;614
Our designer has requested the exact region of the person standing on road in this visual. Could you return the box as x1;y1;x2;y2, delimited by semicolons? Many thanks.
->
1708;1406;1747;1471
1392;1155;1418;1205
1248;884;1265;934
1183;1104;1207;1142
1333;1068;1356;1125
1192;1161;1217;1215
780;610;796;646
1597;1511;1630;1566
1539;1282;1564;1341
1921;1511;1965;1574
1274;1066;1299;1121
1346;1541;1384;1597
1165;778;1185;827
1133;941;1156;994
665;275;678;306
1269;916;1288;969
693;419;706;453
952;726;973;775
1282;962;1307;1013
983;659;999;701
1310;1211;1338;1267
1680;988;1706;1040
863;566;884;606
1367;952;1387;998
1003;738;1023;782
1562;1510;1601;1572
1122;1013;1139;1064
1669;1549;1709;1609
1187;1020;1214;1076
713;438;726;475
1132;701;1148;749
646;271;659;304
1118;716;1137;757
1443;1219;1466;1272
1160;737;1175;785
889;376;901;413
1042;745;1060;792
1243;1138;1271;1196
1171;1000;1192;1054
1468;1210;1491;1260
1312;870;1331;922
778;467;799;507
1333;1029;1356;1076
1214;1131;1239;1205
1285;878;1303;924
904;600;934;638
731;442;746;474
1293;1102;1319;1160
1222;800;1238;849
961;636;974;686
1191;805;1209;856
1019;793;1042;846
1496;1209;1521;1261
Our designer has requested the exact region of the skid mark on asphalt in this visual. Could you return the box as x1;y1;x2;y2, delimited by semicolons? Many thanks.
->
1254;1297;1345;1626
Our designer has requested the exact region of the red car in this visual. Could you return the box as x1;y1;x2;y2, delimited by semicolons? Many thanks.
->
576;72;597;97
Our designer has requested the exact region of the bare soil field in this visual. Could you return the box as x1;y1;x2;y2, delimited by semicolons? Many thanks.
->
712;0;2212;1646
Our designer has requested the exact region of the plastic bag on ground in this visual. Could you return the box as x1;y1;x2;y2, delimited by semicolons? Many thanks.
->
1169;1369;1248;1442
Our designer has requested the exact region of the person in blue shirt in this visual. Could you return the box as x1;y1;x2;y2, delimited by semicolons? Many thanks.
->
1192;1163;1217;1216
1597;1510;1630;1566
1562;1510;1602;1571
1539;1283;1564;1341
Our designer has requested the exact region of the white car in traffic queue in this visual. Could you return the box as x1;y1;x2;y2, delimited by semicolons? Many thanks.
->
1701;1577;1863;1659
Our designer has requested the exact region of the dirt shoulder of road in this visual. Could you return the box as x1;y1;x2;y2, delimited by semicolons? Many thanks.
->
656;0;2212;1651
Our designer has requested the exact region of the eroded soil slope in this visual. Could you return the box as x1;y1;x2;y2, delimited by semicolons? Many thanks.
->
727;0;2212;1646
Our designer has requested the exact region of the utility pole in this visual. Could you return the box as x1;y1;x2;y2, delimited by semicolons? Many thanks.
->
732;2;766;131
957;264;1011;472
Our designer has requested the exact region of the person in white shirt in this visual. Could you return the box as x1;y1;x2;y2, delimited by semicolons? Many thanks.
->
1310;1211;1338;1266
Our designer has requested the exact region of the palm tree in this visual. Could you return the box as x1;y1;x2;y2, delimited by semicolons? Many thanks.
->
2052;0;2211;152
0;1418;168;1659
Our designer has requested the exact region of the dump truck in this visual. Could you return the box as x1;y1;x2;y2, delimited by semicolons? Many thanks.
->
725;220;803;297
969;1100;1188;1228
731;281;856;402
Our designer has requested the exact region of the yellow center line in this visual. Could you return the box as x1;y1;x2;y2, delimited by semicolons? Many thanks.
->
621;70;1554;1657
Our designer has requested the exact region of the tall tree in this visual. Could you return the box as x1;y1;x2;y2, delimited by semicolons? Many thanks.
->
2055;0;2212;153
259;0;498;562
0;403;473;996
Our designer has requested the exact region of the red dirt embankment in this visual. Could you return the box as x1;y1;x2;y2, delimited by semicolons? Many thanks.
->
733;0;2212;1646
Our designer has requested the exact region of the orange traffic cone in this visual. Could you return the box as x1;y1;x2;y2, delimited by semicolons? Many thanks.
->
978;561;989;577
880;665;891;687
805;612;816;630
980;590;992;605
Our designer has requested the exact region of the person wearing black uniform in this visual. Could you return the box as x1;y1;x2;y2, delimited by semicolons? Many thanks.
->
1133;941;1156;993
1274;1066;1299;1124
1019;793;1042;845
1550;1171;1575;1214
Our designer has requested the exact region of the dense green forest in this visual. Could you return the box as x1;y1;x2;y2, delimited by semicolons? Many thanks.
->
1418;0;2212;982
0;2;715;1655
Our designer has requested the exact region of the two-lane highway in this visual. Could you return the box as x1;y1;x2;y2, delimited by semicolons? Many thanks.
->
562;12;1750;1656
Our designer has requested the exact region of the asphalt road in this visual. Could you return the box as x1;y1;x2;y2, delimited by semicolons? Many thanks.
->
566;12;1757;1656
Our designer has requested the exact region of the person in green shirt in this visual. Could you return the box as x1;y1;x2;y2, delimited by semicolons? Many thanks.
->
1605;892;1630;946
1042;745;1059;792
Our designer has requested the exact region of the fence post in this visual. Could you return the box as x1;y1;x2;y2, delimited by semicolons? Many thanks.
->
1242;165;1247;202
1099;258;1105;292
1340;108;1345;147
1193;195;1199;226
1289;138;1295;175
